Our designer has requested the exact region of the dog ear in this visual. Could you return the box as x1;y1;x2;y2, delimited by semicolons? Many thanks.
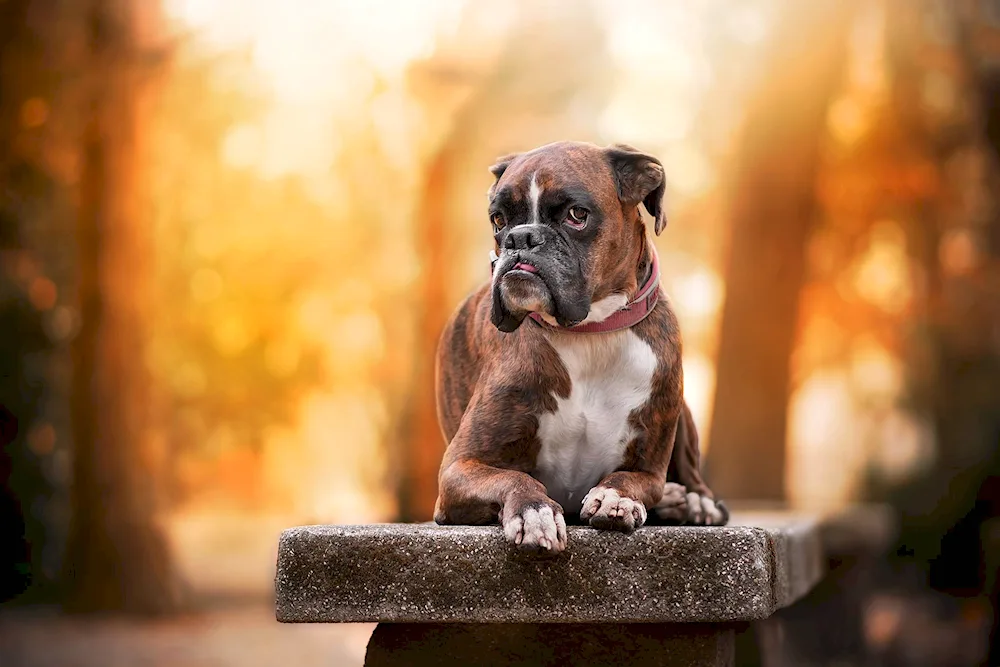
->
487;153;518;199
606;144;667;235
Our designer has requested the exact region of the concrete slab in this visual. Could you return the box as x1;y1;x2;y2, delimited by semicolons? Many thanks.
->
275;513;825;624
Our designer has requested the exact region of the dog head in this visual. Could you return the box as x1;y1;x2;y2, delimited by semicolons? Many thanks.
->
487;141;667;332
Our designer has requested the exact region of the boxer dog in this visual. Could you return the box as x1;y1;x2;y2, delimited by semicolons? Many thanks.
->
433;141;727;554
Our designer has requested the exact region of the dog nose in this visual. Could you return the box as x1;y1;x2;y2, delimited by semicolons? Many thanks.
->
504;225;546;251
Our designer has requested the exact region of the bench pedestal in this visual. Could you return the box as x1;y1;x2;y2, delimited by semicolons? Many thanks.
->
365;622;736;667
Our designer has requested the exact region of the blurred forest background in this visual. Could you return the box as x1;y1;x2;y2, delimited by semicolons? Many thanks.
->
2;0;1000;665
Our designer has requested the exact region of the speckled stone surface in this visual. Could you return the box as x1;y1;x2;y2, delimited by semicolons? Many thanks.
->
275;513;825;624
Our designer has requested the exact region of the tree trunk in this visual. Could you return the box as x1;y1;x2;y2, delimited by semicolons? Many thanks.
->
0;0;44;602
63;0;179;614
706;1;856;501
885;0;1000;597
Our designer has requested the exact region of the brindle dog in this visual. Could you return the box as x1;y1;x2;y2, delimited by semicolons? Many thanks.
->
433;141;727;554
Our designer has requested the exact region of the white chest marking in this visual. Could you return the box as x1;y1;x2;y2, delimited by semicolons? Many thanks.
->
534;330;658;512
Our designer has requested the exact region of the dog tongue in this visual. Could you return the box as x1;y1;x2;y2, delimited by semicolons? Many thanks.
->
513;262;538;273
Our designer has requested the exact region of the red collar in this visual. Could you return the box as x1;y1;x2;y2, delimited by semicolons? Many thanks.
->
489;249;661;334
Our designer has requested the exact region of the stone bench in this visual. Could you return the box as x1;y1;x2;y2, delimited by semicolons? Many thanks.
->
275;508;894;666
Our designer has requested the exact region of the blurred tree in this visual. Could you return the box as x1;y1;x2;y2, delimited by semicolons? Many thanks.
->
401;0;613;520
0;217;52;603
0;0;65;602
0;0;38;604
147;60;326;510
62;0;180;613
706;0;857;501
868;0;1000;658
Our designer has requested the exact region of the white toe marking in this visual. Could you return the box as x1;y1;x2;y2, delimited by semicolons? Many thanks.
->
504;512;523;544
521;507;542;543
580;486;613;519
504;505;565;551
686;492;704;523
555;512;568;546
581;486;647;528
701;497;725;526
681;491;727;525
629;496;647;526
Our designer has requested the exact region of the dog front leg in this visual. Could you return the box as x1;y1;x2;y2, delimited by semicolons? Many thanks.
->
656;402;729;526
435;458;567;554
581;383;679;533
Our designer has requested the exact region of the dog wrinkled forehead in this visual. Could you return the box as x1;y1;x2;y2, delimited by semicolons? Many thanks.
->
487;142;618;206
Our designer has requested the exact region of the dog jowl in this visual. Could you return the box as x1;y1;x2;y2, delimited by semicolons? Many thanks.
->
433;141;727;554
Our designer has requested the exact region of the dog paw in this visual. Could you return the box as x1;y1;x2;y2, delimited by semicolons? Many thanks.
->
501;500;567;554
580;486;647;533
652;483;729;526
684;492;729;526
652;482;689;522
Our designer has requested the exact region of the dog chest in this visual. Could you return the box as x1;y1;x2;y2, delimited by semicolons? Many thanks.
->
533;330;658;512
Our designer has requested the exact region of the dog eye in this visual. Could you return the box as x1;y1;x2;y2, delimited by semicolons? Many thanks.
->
490;212;506;231
566;206;588;228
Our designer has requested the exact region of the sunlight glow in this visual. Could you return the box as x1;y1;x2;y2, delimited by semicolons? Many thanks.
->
302;391;394;521
850;220;912;313
787;370;862;510
850;338;903;400
152;0;804;532
672;268;724;322
682;353;716;452
871;409;936;483
167;0;466;180
150;0;895;564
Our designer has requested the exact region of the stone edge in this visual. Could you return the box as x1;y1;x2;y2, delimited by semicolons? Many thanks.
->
275;522;819;624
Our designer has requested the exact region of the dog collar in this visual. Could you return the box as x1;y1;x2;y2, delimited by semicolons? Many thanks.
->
489;248;661;334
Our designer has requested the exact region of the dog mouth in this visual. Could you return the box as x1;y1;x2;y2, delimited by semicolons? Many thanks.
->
496;256;545;284
490;252;590;331
499;260;549;303
490;255;551;332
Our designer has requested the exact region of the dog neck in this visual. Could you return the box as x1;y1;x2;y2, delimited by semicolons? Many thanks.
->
526;244;660;334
